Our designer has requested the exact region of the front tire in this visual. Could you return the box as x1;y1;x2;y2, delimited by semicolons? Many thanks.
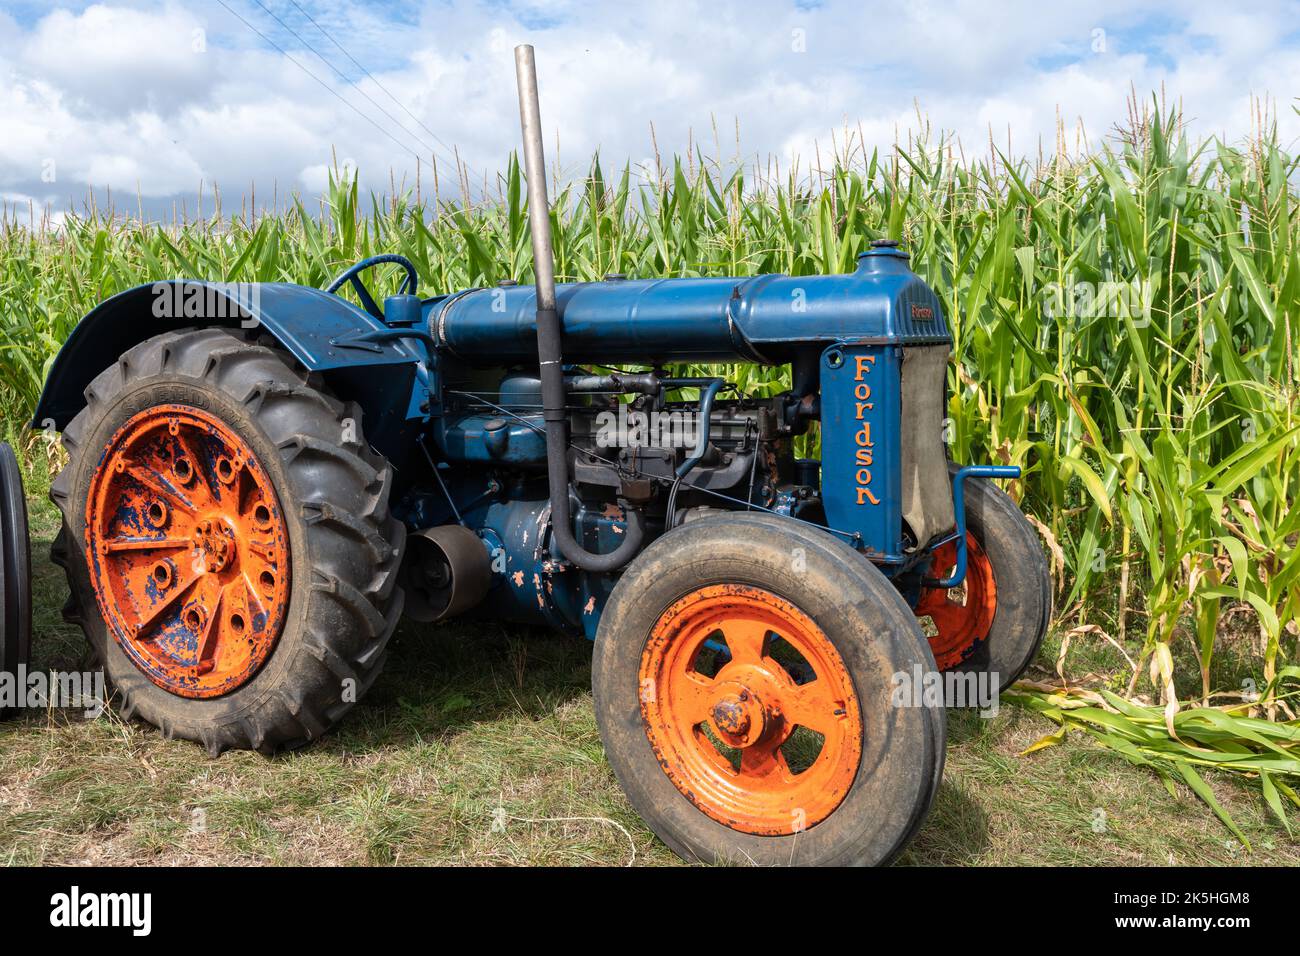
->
50;328;405;755
592;512;944;866
916;464;1051;691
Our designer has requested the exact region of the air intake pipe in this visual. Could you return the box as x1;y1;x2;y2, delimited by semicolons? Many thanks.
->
514;45;645;572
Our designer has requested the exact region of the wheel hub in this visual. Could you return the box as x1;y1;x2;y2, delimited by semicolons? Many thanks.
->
84;404;291;699
709;682;769;746
193;518;236;573
640;584;862;835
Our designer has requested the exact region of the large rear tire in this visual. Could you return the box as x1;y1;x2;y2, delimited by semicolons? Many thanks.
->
592;512;944;866
50;328;405;754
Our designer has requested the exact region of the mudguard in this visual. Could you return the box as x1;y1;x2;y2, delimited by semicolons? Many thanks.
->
31;281;428;463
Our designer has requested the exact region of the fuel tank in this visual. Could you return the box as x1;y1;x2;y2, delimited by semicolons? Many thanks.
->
426;245;950;365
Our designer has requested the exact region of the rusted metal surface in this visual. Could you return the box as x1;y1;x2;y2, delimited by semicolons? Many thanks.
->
914;532;997;670
84;404;291;698
638;583;861;835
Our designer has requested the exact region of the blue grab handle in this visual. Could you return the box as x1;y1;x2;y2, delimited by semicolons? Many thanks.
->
926;465;1021;589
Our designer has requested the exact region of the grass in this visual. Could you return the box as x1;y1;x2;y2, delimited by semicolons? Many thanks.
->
2;91;1299;858
3;470;1296;866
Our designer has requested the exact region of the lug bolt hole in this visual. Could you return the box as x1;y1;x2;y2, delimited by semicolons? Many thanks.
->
258;570;276;595
253;503;273;530
146;500;169;528
151;562;173;589
184;608;204;632
173;457;193;483
229;613;246;635
216;458;236;484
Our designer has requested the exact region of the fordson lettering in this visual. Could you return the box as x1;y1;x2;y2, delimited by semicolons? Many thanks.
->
853;354;880;505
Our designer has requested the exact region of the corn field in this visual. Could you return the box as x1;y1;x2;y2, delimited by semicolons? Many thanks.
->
2;99;1299;837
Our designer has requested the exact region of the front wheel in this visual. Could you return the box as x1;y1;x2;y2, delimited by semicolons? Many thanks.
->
915;463;1052;691
592;512;944;866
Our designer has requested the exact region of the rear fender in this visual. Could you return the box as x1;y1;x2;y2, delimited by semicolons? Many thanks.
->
32;281;427;461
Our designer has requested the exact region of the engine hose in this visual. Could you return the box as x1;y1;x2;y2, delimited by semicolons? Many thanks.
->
536;307;646;572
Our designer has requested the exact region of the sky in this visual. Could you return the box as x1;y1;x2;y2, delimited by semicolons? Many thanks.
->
1;0;1298;223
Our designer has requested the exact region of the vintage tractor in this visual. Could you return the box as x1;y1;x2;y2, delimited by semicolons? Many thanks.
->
18;47;1050;865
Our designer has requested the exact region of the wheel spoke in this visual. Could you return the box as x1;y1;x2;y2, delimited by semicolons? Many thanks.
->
780;678;843;736
124;465;196;515
131;570;203;641
671;671;717;727
173;429;215;503
719;618;769;667
693;727;741;777
246;538;279;561
195;583;228;674
241;571;267;619
102;536;190;554
234;460;257;517
738;740;792;782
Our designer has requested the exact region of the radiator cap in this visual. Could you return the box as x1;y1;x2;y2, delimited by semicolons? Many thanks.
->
857;240;911;273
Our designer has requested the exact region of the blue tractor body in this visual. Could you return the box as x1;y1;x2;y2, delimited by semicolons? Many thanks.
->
35;244;991;640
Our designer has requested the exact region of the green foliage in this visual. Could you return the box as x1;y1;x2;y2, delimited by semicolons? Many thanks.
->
2;102;1299;836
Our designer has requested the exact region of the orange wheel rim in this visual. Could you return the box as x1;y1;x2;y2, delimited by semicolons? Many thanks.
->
640;584;862;835
85;404;291;699
915;534;996;670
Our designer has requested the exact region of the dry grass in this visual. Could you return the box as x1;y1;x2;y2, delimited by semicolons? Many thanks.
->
3;472;1296;867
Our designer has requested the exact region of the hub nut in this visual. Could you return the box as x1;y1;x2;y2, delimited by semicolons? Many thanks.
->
710;685;767;747
193;518;235;573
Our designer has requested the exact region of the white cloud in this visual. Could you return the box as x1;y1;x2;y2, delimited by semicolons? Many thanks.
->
0;0;1296;217
21;3;214;115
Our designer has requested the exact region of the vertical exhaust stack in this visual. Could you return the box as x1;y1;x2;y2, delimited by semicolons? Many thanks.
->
513;44;645;571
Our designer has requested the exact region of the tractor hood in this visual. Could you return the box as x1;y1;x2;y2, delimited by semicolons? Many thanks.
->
427;245;950;365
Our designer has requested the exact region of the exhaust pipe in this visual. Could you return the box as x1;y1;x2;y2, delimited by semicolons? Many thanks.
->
514;44;645;572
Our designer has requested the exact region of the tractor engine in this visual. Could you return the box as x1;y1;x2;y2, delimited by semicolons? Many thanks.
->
396;244;958;637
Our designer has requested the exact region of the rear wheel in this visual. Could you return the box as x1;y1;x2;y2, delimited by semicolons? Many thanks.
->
51;328;405;754
1;441;31;719
592;512;944;866
915;464;1051;691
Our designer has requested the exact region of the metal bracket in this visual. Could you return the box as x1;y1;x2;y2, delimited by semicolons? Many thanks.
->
329;327;437;366
922;464;1020;589
328;331;385;353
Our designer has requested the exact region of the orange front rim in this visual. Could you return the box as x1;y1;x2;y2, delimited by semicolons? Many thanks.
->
85;404;291;699
640;584;862;835
915;533;996;670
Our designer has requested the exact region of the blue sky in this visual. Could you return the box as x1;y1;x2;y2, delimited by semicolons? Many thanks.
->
1;0;1298;222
